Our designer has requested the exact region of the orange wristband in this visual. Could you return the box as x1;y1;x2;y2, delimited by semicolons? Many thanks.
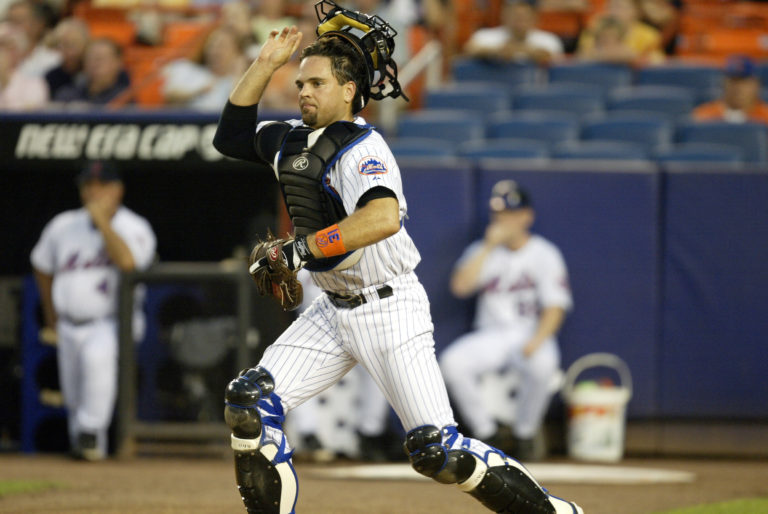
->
315;224;346;257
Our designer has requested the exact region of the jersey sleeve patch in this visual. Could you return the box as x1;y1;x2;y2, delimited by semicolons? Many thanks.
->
358;155;388;175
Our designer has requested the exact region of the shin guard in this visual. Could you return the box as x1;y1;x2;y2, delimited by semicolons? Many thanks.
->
225;367;298;514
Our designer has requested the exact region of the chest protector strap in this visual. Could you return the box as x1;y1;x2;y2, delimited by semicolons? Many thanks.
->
254;120;372;271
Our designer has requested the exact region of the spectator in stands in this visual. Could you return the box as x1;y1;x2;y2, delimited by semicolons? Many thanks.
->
352;0;418;64
5;0;59;77
693;55;768;125
162;27;246;111
44;17;88;99
220;1;260;60
53;38;130;106
250;0;296;47
576;0;664;66
462;0;564;66
636;0;680;55
0;21;48;109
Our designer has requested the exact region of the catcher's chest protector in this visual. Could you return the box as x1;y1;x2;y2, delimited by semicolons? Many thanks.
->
254;120;372;270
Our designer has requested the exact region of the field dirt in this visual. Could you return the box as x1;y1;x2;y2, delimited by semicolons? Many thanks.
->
1;453;768;513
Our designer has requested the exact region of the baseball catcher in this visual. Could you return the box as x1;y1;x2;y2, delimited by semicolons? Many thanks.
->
215;1;583;513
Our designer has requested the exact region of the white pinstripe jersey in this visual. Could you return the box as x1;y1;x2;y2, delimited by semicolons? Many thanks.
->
457;234;572;332
258;116;421;293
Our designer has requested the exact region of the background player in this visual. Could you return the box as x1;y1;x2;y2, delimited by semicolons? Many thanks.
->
213;1;582;512
30;161;156;461
441;180;572;462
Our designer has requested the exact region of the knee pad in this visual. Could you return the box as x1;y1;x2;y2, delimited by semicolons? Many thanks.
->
406;425;554;514
404;425;475;485
224;366;275;440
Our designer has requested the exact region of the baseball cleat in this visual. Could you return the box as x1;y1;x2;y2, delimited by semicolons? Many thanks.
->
548;494;584;514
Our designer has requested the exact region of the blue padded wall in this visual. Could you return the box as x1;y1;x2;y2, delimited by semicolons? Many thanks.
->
661;171;768;417
400;161;476;353
476;166;661;417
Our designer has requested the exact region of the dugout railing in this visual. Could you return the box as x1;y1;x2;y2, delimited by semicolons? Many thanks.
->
116;261;254;457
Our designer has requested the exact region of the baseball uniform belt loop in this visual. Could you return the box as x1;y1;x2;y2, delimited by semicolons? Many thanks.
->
325;285;393;309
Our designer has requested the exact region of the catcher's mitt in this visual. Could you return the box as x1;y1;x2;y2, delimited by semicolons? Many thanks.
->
249;232;304;311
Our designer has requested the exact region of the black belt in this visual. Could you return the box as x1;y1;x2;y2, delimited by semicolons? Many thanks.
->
325;285;393;309
59;316;95;326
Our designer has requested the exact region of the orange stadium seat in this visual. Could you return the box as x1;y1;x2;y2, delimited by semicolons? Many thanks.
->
162;20;214;49
87;20;136;47
679;28;768;60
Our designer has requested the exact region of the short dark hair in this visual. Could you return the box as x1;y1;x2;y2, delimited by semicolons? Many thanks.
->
301;36;368;113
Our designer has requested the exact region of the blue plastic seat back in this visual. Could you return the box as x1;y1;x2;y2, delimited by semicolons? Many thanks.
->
675;121;768;163
487;110;580;144
548;63;633;93
552;140;649;160
424;83;511;114
458;138;550;159
607;85;695;118
397;110;486;144
581;114;673;150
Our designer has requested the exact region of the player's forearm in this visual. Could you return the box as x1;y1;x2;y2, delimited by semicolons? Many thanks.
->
305;197;400;258
95;222;136;271
450;245;493;298
528;306;566;347
229;58;278;106
33;269;57;327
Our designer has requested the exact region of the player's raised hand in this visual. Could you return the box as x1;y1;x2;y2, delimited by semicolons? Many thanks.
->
484;221;510;247
258;26;303;71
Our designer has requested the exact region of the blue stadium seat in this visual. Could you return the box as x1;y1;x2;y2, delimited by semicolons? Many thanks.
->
387;137;457;158
551;140;649;160
512;83;605;117
486;110;580;145
580;113;673;151
675;121;768;163
635;64;722;103
548;63;633;93
458;138;550;159
607;85;695;118
654;143;744;165
396;110;485;144
424;83;511;114
452;58;537;87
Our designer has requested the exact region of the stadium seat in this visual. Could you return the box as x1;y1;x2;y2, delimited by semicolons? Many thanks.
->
387;137;457;158
607;85;695;118
551;140;649;160
547;63;633;93
396;110;485;144
635;64;723;104
654;143;744;165
512;83;604;117
580;113;673;151
486;110;580;145
457;138;550;160
675;121;768;163
451;58;538;87
424;83;511;114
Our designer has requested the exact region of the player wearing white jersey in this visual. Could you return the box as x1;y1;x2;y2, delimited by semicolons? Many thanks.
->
213;1;582;512
441;180;572;461
30;161;156;461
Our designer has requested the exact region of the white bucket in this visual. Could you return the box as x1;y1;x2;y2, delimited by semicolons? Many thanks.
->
562;353;633;462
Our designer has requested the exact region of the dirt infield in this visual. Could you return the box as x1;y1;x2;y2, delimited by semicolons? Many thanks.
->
1;453;768;513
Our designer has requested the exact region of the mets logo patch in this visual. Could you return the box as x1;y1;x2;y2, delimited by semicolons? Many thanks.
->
358;156;388;175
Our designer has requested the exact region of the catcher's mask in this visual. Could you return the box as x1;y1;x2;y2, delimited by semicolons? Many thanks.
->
314;0;408;111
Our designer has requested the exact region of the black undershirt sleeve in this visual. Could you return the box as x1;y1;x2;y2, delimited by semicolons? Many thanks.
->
356;186;397;208
212;101;261;162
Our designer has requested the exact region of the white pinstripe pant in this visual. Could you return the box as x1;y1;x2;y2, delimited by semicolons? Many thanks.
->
260;271;455;432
